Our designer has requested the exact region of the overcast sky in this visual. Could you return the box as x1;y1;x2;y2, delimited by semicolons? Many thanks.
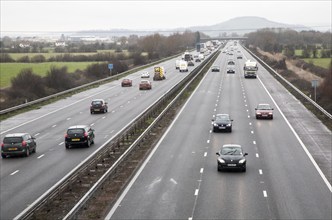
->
1;0;331;34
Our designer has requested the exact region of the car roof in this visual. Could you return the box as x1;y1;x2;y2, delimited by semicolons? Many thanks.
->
5;133;29;137
222;144;242;148
67;125;88;129
92;99;104;102
216;113;230;117
140;80;150;83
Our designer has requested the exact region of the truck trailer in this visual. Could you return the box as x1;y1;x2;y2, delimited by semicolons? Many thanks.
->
153;66;166;80
244;60;258;78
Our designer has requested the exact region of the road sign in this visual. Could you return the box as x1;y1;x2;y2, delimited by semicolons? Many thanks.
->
108;64;113;70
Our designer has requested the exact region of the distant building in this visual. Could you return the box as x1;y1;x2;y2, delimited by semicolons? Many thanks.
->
55;41;66;47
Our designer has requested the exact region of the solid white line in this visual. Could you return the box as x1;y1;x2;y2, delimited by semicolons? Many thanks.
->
200;168;204;173
259;169;263;175
258;76;332;192
37;154;45;159
10;170;19;175
194;189;199;196
256;153;259;158
263;190;268;197
204;152;207;157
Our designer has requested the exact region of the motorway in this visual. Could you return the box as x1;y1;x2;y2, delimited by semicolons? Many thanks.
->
0;52;209;219
107;43;332;219
1;42;331;220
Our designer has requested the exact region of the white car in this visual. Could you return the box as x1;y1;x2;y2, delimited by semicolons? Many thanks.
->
141;71;150;78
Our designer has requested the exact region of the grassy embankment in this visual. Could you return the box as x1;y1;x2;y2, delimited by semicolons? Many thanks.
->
0;50;129;88
294;49;331;69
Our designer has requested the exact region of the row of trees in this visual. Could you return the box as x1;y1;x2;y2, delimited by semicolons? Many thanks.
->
245;29;332;58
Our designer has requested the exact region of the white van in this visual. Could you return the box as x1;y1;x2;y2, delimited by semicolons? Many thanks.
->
179;60;188;72
175;60;181;69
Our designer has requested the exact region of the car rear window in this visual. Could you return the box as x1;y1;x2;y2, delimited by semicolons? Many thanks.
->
67;129;85;134
4;137;23;144
92;101;102;105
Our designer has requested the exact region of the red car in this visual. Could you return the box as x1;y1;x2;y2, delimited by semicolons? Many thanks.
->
121;79;132;87
255;104;274;119
139;80;152;90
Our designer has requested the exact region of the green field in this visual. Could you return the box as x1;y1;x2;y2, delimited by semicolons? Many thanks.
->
303;58;332;69
0;62;101;88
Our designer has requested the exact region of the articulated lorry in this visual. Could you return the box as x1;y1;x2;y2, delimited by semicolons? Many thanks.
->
153;66;166;80
243;60;258;78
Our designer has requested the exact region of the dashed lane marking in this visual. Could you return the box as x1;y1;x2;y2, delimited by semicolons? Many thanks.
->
200;168;204;173
263;191;268;197
256;153;259;158
59;142;64;145
204;152;207;157
259;169;263;175
37;154;45;159
194;189;199;196
10;170;19;175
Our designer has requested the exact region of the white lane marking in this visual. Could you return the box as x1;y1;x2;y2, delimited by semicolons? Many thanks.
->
34;133;40;136
102;116;106;119
104;135;108;139
251;131;254;134
128;101;130;104
248;115;250;118
249;122;252;125
246;109;249;112
120;105;123;108
207;140;210;144
215;104;218;107
112;110;115;113
170;178;177;185
245;104;248;107
110;130;114;133
257;76;332;192
10;170;19;175
244;100;246;102
209;130;212;133
263;191;268;197
58;142;64;145
204;152;207;157
90;123;95;126
256;153;259;158
214;108;216;112
37;154;45;159
66;118;71;120
253;141;256;145
189;218;193;220
259;169;263;175
200;168;204;173
80;112;83;114
194;189;199;196
52;125;57;128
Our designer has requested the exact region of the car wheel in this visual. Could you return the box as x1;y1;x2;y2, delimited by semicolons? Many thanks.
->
65;144;70;149
32;146;36;153
229;127;232;132
213;128;217;132
242;167;246;172
271;116;273;120
104;109;107;113
91;138;94;145
256;116;259;119
1;154;6;159
87;140;91;148
91;111;94;114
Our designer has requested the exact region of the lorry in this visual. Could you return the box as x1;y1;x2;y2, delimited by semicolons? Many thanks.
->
153;66;166;80
183;52;192;62
179;60;188;72
243;60;258;78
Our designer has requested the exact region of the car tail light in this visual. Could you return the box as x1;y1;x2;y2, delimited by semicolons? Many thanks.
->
84;132;88;137
22;141;27;147
1;143;4;148
65;134;68;138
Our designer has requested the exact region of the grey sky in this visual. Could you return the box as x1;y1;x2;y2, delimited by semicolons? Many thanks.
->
1;0;331;33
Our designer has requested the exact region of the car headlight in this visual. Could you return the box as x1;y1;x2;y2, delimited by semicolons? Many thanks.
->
226;123;231;127
213;123;218;127
239;158;246;164
218;158;225;163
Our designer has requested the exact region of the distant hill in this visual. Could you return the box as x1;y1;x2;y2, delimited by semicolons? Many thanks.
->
72;16;311;38
181;16;311;37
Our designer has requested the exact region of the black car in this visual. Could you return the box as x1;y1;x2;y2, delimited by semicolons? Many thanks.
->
90;99;108;114
211;65;220;72
188;61;195;66
212;114;233;132
65;125;95;148
227;60;235;65
1;133;36;158
216;144;248;172
227;66;235;74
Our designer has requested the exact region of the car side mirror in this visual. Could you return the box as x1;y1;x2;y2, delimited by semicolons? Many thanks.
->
231;119;234;121
32;137;36;140
211;119;215;121
216;152;220;156
255;108;257;110
272;108;274;110
244;153;248;156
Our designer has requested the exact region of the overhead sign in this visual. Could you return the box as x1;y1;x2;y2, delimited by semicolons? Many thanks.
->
108;64;113;70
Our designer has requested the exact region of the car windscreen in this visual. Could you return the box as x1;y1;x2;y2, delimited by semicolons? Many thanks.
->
257;105;271;110
92;101;102;105
221;147;242;155
67;129;84;135
4;137;23;144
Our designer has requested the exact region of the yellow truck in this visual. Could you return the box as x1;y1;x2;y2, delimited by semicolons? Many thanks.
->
153;66;166;81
